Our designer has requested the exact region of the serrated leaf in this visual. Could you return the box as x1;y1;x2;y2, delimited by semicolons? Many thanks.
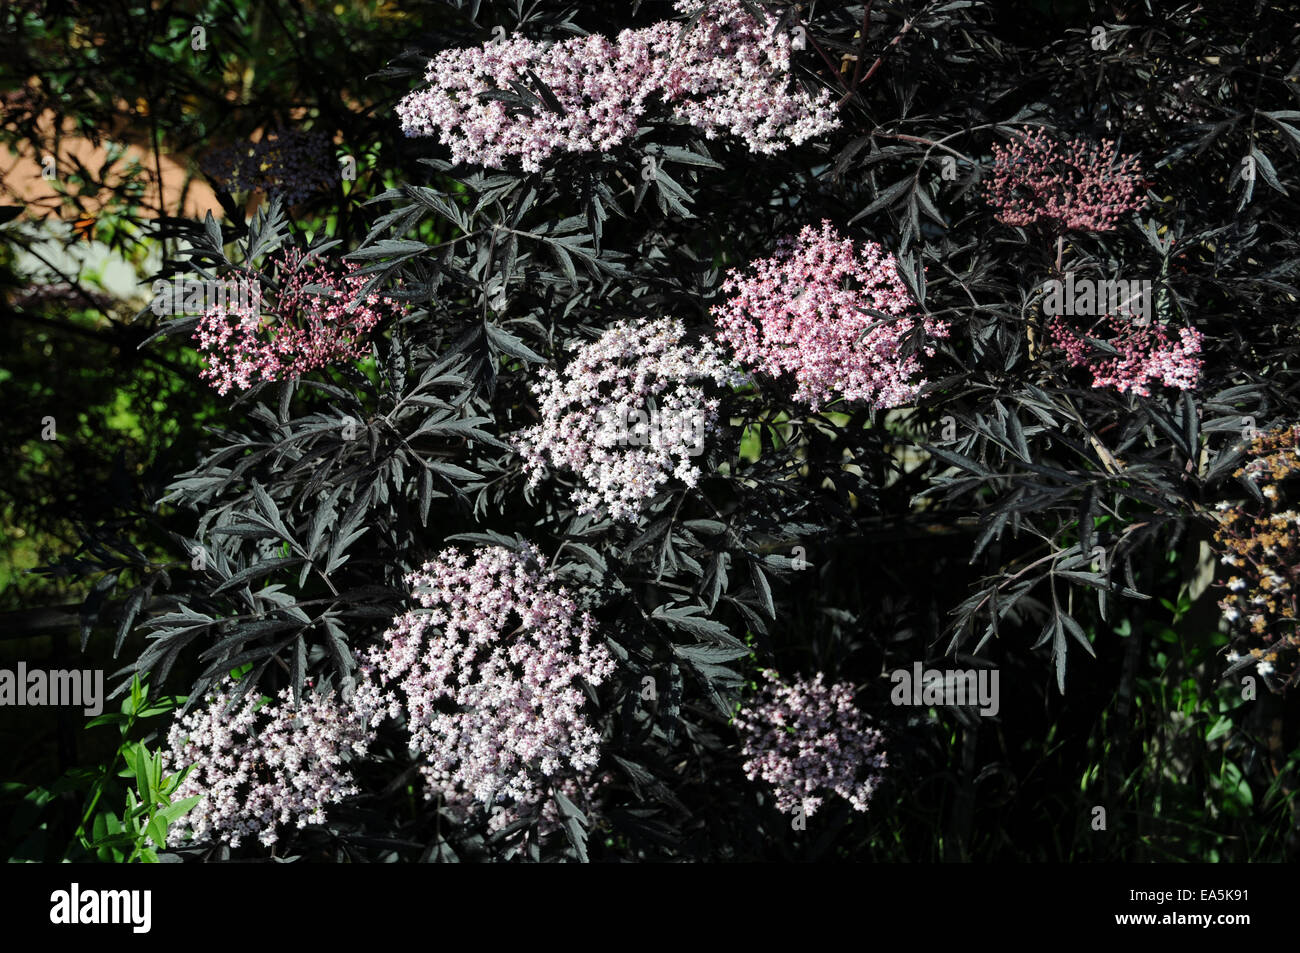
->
652;604;743;647
484;322;545;363
1250;147;1288;195
673;643;750;664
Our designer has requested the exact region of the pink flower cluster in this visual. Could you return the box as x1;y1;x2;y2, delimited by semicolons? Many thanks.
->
712;220;949;410
162;678;389;848
1049;315;1203;396
984;129;1145;232
362;545;615;833
734;669;887;817
516;317;733;522
656;0;838;153
203;129;340;205
193;247;401;395
395;0;839;172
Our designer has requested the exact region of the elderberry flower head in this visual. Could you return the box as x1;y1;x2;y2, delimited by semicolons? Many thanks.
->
712;220;949;410
395;0;838;172
516;317;734;522
163;678;390;849
734;669;887;817
1049;315;1202;397
193;247;402;395
983;128;1145;232
364;544;615;833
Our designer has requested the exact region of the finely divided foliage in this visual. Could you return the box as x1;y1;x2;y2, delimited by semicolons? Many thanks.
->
85;0;1300;860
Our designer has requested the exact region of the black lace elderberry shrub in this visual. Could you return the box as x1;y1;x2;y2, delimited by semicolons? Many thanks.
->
35;0;1300;863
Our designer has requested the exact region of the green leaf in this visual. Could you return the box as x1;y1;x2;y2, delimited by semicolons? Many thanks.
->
146;815;168;850
127;674;144;716
1205;716;1232;743
133;745;153;802
158;795;202;825
85;712;130;730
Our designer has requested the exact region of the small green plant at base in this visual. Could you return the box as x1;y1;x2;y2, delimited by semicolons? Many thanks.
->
75;675;199;862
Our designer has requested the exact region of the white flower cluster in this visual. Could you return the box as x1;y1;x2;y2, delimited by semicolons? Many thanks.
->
516;318;734;522
164;679;390;848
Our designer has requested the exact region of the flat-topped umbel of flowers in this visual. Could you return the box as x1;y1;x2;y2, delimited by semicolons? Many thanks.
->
396;0;839;172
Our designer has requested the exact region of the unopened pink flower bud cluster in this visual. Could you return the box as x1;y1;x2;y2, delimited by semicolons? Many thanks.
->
712;220;949;410
193;247;402;395
1049;315;1203;396
163;678;389;848
516;317;734;522
362;544;615;833
395;0;839;172
984;128;1146;232
734;669;887;817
